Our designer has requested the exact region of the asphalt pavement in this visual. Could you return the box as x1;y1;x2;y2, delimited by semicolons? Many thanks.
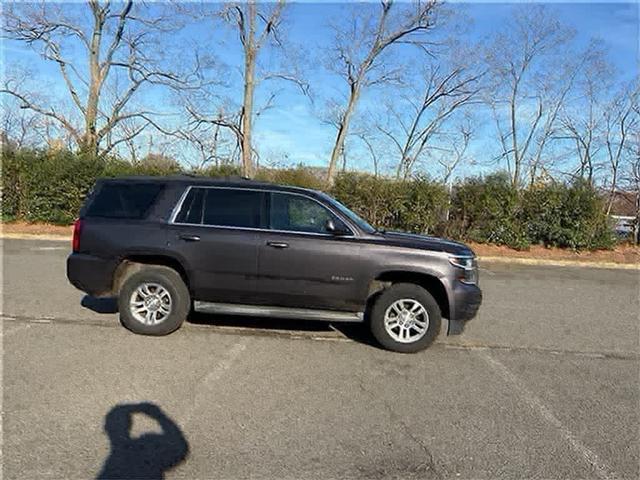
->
2;238;639;479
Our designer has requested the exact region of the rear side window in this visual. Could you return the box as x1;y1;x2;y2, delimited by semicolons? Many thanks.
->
173;187;264;228
85;183;163;219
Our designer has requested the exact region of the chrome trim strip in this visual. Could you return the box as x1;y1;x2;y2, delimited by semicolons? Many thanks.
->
194;301;364;323
168;185;193;223
168;185;357;238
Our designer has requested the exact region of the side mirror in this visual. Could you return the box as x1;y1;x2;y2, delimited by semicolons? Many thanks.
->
325;219;349;236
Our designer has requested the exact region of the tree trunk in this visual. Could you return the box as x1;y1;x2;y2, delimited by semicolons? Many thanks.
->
84;4;104;158
240;2;257;178
241;53;255;177
327;85;359;184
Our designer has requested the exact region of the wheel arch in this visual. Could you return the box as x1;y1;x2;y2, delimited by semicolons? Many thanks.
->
112;253;191;295
370;270;450;320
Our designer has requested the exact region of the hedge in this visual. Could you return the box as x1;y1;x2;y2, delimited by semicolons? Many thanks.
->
1;147;615;250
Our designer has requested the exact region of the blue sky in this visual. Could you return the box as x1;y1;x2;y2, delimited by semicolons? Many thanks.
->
2;1;638;177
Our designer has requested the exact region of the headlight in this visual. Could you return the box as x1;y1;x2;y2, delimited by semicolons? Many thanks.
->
449;255;478;285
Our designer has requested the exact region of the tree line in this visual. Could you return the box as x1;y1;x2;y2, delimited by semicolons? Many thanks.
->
1;1;638;203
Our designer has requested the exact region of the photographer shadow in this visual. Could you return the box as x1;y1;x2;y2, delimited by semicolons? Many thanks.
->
97;402;189;480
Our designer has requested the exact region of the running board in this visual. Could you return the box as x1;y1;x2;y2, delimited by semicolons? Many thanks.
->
194;301;364;323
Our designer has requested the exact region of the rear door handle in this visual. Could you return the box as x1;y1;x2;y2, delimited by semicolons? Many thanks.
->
179;234;201;242
266;241;289;249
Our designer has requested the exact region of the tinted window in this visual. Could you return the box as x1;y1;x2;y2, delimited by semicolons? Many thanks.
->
318;192;376;234
202;188;263;228
86;183;163;219
174;188;205;224
270;192;346;234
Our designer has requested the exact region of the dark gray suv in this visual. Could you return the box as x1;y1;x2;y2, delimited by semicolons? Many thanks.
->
67;176;482;353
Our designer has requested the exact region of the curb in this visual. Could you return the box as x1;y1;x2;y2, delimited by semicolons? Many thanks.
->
479;255;639;270
1;233;637;270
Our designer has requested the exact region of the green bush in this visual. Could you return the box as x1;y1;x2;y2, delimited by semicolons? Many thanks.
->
331;172;448;234
521;180;614;250
21;149;104;224
0;147;617;250
449;173;529;249
193;164;241;178
1;146;24;221
256;166;325;190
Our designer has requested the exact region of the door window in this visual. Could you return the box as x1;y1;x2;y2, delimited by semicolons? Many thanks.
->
203;189;263;228
174;187;264;228
269;192;348;234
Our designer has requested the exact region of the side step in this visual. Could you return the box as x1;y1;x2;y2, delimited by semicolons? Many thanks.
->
194;301;364;323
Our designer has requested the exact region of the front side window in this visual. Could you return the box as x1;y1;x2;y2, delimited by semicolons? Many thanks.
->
174;187;264;228
270;192;348;234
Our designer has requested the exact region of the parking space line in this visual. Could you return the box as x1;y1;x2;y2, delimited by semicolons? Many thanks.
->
185;340;249;425
477;349;619;480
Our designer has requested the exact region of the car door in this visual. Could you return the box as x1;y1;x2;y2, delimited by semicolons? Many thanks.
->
255;191;365;311
167;186;266;303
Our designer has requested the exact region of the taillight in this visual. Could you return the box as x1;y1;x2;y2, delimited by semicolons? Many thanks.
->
72;218;83;252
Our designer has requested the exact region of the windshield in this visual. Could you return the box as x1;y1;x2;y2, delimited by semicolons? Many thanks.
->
319;193;377;234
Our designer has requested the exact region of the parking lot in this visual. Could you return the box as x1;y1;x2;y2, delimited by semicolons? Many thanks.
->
2;238;639;479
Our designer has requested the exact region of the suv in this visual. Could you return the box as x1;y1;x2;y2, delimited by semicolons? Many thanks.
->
67;176;482;353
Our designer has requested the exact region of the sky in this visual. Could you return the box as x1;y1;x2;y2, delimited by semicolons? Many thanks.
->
1;1;638;178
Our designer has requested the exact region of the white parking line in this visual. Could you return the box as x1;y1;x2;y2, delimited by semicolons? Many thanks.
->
185;340;248;425
479;267;495;276
30;246;67;251
477;349;619;480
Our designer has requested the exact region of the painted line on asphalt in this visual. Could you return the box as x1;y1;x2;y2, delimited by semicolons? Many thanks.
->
479;267;495;276
477;349;620;480
3;314;637;360
0;233;69;242
441;341;637;361
185;340;248;426
30;246;67;251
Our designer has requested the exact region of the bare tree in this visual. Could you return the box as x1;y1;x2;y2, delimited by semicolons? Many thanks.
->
2;1;199;158
325;0;440;183
604;84;639;215
1;95;46;149
554;47;614;183
485;4;576;187
183;0;307;177
375;58;483;179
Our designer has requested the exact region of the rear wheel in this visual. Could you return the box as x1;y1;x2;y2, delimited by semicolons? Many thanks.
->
370;283;441;353
118;265;190;336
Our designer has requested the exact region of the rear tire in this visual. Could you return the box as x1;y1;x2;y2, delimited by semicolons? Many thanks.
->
118;265;190;336
370;283;441;353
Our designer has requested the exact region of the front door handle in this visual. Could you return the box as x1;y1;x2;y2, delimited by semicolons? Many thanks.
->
179;234;201;242
266;241;289;249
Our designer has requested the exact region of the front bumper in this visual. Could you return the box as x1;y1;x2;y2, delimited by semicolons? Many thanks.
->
67;253;116;296
447;281;482;335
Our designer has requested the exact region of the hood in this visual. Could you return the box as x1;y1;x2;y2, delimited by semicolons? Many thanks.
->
376;231;475;256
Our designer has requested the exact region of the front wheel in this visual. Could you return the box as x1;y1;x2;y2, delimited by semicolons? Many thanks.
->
118;265;190;336
369;283;441;353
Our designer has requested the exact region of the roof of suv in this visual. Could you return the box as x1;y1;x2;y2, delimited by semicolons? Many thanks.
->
100;175;321;196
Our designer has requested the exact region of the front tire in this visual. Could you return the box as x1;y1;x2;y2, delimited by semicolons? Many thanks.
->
118;265;190;336
370;283;441;353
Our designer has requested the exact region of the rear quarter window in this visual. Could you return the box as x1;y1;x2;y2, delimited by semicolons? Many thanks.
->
85;183;164;219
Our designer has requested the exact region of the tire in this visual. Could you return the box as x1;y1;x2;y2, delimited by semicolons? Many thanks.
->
118;265;190;336
369;283;441;353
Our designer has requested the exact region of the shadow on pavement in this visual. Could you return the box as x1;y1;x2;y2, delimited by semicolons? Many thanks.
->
97;402;189;480
188;310;379;347
80;295;380;348
81;295;118;314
